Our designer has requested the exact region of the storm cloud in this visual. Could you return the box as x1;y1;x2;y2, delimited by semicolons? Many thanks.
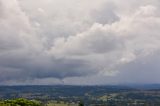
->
0;0;160;85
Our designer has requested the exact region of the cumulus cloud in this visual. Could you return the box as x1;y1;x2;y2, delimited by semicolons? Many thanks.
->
0;0;160;84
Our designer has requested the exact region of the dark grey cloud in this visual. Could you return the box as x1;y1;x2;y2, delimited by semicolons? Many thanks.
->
112;50;160;84
0;0;160;85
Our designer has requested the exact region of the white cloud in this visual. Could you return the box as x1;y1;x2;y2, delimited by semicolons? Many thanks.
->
0;0;160;84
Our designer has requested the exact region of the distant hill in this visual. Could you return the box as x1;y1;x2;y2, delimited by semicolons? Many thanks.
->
126;84;160;90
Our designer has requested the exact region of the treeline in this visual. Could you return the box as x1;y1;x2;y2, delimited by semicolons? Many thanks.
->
0;98;41;106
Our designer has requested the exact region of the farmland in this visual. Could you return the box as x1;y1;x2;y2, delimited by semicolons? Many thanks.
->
1;85;160;106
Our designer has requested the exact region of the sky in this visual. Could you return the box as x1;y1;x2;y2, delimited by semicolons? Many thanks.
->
0;0;160;85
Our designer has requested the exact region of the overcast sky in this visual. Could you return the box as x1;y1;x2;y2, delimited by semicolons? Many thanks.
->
0;0;160;85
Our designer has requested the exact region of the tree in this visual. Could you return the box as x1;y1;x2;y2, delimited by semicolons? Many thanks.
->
4;98;41;106
78;101;84;106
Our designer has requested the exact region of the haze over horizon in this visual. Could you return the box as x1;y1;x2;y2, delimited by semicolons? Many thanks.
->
0;0;160;85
